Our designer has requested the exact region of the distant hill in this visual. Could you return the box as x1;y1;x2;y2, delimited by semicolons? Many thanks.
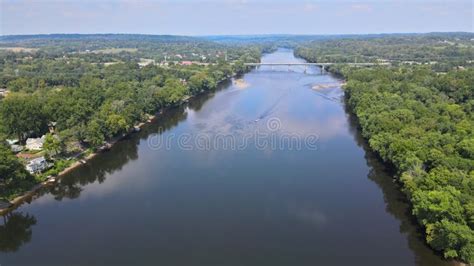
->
0;34;200;43
1;32;472;51
203;32;474;44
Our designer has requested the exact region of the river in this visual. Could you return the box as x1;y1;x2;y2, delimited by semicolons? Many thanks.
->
0;49;454;266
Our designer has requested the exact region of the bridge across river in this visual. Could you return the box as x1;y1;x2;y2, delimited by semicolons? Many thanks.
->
244;62;390;72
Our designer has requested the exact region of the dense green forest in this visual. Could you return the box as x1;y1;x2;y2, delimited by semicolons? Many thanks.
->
295;33;474;72
297;33;474;262
0;35;264;200
344;67;473;262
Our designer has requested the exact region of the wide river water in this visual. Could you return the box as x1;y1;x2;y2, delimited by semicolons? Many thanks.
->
1;49;454;266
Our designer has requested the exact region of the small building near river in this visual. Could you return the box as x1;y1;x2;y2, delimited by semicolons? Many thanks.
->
26;156;49;174
25;135;46;151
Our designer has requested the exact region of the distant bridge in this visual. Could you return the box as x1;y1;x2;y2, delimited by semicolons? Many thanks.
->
244;62;390;72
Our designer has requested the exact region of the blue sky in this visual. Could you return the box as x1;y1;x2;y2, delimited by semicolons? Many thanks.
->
1;0;472;35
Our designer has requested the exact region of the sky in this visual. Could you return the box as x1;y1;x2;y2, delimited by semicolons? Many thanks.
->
1;0;473;36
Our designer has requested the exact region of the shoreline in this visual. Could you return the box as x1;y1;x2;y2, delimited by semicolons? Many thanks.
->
291;52;467;266
325;65;467;266
0;115;153;216
0;73;242;216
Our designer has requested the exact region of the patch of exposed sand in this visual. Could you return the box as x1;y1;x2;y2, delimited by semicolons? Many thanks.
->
234;78;249;89
312;82;343;91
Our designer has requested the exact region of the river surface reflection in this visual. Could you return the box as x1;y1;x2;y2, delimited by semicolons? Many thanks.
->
0;49;454;266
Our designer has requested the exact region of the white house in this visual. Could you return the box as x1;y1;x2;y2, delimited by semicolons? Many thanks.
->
26;157;49;174
26;135;46;151
0;88;8;97
10;144;23;153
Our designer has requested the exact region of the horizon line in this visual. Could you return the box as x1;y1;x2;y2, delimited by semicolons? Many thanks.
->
1;31;473;38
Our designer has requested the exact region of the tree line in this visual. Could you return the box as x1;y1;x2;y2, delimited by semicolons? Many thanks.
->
343;66;472;262
0;39;262;200
297;33;473;262
295;33;474;72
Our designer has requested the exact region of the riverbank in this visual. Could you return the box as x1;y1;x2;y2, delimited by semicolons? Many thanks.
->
324;64;471;264
294;49;471;264
1;47;461;266
0;118;148;215
0;72;247;216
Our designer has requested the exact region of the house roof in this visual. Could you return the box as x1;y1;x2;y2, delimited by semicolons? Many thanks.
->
6;139;19;145
11;144;23;152
28;156;46;164
26;135;46;145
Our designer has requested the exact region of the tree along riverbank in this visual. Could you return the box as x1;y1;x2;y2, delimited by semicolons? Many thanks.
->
0;36;268;203
0;64;254;214
316;62;473;263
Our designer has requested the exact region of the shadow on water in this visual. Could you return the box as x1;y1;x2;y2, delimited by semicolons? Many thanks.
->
0;80;227;252
343;100;456;266
36;82;232;202
188;79;232;112
47;106;190;201
0;212;36;252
